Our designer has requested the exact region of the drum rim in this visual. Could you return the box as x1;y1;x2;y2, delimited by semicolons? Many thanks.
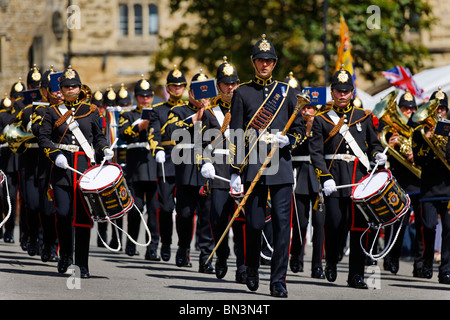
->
351;169;392;201
78;162;123;191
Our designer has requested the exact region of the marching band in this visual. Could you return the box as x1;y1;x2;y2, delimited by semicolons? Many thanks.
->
0;34;449;298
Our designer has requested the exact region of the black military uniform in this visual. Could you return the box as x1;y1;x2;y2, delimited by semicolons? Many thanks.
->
152;66;187;261
200;57;247;282
118;77;163;257
37;66;111;278
229;35;306;297
309;68;385;288
290;100;325;279
0;95;20;243
380;91;423;275
32;66;60;262
14;65;43;255
412;89;450;284
164;71;217;272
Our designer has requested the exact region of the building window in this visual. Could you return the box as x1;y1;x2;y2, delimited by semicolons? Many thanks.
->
148;4;158;35
119;4;128;36
134;4;143;36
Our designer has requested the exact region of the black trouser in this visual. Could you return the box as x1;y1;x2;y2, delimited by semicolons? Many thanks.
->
53;184;91;269
210;188;245;269
419;200;450;275
384;194;422;263
175;185;213;264
324;197;366;279
24;177;40;243
38;178;57;248
1;171;18;239
244;183;292;285
128;180;158;248
157;176;176;246
291;193;325;269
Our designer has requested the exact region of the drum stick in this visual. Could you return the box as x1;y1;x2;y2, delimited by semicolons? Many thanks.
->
67;165;86;177
212;174;230;183
335;182;361;190
94;138;119;179
161;162;166;183
362;146;389;190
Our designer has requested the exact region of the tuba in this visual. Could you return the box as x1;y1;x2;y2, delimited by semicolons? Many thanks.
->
373;90;421;178
412;98;450;171
78;84;92;103
3;123;35;153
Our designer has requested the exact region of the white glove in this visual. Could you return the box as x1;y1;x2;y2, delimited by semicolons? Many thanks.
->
275;132;290;148
323;179;337;196
230;174;242;193
103;148;114;161
55;154;68;169
375;152;387;165
155;150;166;163
200;162;215;179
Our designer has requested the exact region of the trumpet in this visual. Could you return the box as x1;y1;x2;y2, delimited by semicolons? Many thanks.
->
3;123;35;153
412;98;450;171
373;90;421;178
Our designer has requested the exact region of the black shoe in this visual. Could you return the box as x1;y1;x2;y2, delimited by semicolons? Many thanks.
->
325;264;337;282
199;261;215;274
57;255;72;274
80;266;90;279
270;282;288;298
41;244;51;262
175;248;192;267
347;274;368;289
438;273;450;284
215;259;228;279
125;244;139;256
160;244;171;261
311;267;325;279
27;239;39;256
289;256;303;273
246;267;259;291
145;248;161;261
389;260;399;274
235;270;247;284
4;232;14;243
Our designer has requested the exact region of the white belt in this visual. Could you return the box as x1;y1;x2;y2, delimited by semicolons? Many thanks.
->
25;143;39;149
175;143;195;149
325;154;357;162
213;149;229;155
127;142;150;149
292;155;310;162
56;144;80;152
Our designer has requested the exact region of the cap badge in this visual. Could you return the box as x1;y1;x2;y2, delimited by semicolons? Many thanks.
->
436;90;445;100
172;69;182;78
64;69;76;79
337;71;349;83
223;64;234;76
140;79;150;90
404;92;413;101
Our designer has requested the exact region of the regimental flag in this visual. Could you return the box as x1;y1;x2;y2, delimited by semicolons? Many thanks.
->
335;15;356;88
381;65;427;99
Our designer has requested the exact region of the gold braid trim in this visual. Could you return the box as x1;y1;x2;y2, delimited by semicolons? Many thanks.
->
324;115;346;144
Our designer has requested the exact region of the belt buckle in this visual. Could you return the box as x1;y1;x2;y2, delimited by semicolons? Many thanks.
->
342;154;353;162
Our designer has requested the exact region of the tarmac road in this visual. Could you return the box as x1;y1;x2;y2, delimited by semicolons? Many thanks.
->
0;221;449;314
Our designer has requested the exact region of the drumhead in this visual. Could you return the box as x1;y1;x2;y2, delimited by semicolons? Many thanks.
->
352;170;390;200
79;164;122;191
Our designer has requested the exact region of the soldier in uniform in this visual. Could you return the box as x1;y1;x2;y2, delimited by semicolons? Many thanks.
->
38;66;114;278
381;90;423;275
32;66;62;262
118;76;163;258
164;71;217;273
229;35;306;297
14;65;43;255
0;94;20;243
309;67;386;289
200;57;247;282
152;65;187;261
412;88;450;284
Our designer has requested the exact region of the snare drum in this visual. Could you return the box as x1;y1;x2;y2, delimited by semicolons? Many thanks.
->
78;163;134;222
351;169;410;227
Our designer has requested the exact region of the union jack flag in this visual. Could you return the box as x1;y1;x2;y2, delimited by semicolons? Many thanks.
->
382;65;427;99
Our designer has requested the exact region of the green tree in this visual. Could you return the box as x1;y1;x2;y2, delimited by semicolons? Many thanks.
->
152;0;436;89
